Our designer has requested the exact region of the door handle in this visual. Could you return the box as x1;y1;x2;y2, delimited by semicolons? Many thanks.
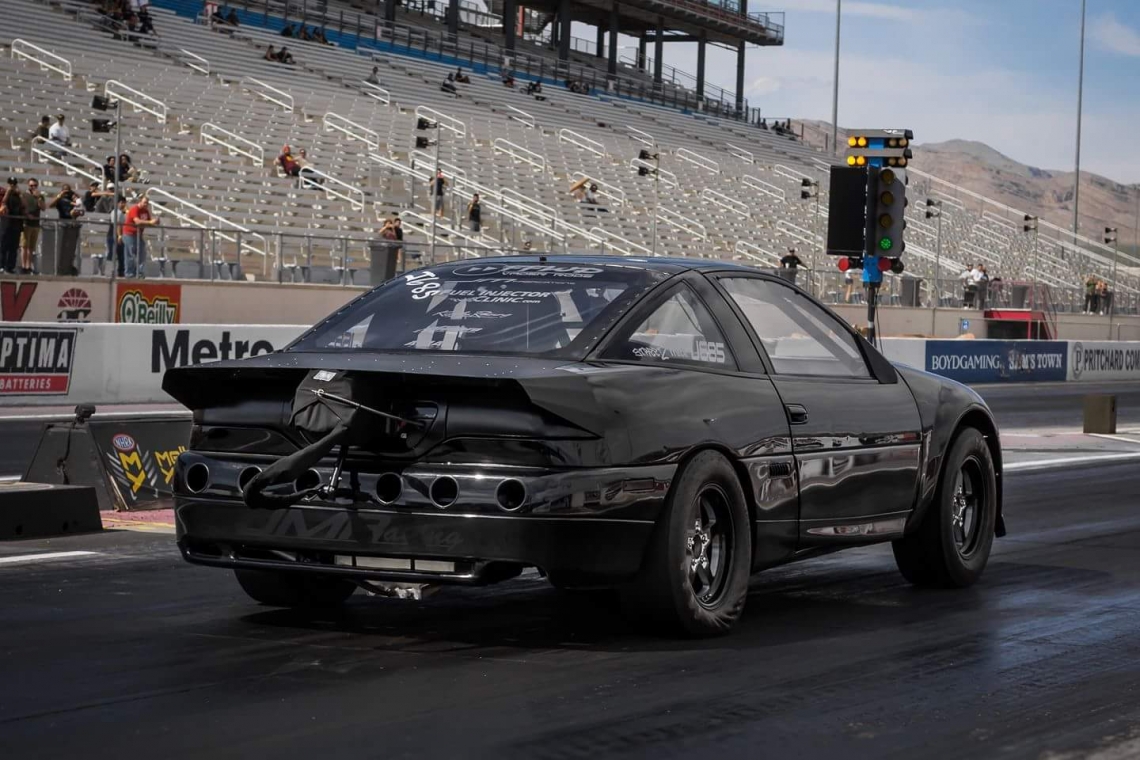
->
785;404;809;425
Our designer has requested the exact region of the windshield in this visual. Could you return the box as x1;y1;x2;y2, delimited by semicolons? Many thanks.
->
288;260;666;357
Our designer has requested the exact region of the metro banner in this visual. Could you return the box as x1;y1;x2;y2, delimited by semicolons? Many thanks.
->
924;340;1068;383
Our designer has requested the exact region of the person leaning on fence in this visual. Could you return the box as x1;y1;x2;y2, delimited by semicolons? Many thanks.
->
48;183;84;276
1084;274;1098;313
0;177;25;274
20;177;44;275
109;196;128;276
122;194;158;278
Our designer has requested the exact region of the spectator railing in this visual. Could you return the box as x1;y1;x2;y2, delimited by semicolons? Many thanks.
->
240;76;295;113
449;185;567;246
323;112;381;150
725;143;754;164
147;188;269;273
30;138;105;185
106;80;168;124
773;163;807;183
734;240;781;267
178;48;211;75
505;104;535;129
776;218;822;249
571;173;626;208
299;167;367;212
369;152;424;183
201;123;265;164
557;128;606;157
492;139;546;171
625;125;656;147
657;208;708;241
677;148;721;174
589;226;654;257
742;175;786;202
410;150;467;182
399;210;501;257
630;158;678;188
701;188;749;219
360;80;391;105
11;38;72;81
415;106;467;138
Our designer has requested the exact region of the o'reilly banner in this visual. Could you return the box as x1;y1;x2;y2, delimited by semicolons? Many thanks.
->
925;340;1068;383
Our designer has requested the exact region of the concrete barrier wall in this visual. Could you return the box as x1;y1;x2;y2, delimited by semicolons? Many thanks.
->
3;324;1139;407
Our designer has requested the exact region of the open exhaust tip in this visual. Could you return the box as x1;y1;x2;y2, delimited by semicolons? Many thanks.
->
295;469;321;493
495;479;527;512
430;476;458;508
185;462;210;494
237;466;261;491
375;472;403;505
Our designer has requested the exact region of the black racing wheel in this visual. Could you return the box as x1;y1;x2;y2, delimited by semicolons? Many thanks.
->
234;569;357;608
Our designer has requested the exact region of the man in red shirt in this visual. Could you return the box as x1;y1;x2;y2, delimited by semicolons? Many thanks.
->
122;195;158;278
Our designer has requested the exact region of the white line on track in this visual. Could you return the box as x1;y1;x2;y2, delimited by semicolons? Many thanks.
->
0;551;102;565
1089;433;1140;445
1005;451;1140;472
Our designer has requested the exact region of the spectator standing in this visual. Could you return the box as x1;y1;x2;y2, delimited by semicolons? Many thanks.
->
0;178;25;274
109;196;127;276
430;170;447;218
48;183;84;275
1084;274;1098;313
467;193;482;232
1096;280;1109;315
961;264;979;308
975;264;990;310
779;247;804;286
48;114;70;147
20;177;44;274
122;194;158;277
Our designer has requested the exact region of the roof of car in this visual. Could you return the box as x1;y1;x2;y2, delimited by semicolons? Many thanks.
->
440;255;768;274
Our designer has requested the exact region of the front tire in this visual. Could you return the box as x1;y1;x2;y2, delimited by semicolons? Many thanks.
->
622;451;752;637
892;428;997;587
234;569;357;608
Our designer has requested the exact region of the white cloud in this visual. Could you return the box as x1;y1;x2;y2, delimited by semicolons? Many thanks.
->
1090;13;1140;57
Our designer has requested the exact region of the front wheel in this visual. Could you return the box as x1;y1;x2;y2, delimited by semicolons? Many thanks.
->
621;451;752;637
892;427;997;587
234;569;357;608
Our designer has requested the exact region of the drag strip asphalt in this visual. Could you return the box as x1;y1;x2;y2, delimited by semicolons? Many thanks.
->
1;460;1139;760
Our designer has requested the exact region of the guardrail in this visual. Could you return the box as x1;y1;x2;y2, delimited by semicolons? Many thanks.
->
178;48;210;75
30;138;104;185
299;167;366;212
415;106;466;138
589;226;654;257
360;80;391;105
571;173;626;208
11;39;72;80
725;143;754;164
773;163;808;183
505;104;535;129
147;187;269;272
701;188;749;219
493;139;546;171
201;123;264;164
369;152;425;182
629;159;678;188
106;80;168;123
656;209;707;241
410;150;467;181
498;187;558;227
558;128;606;157
734;240;781;266
675;148;720;174
625;125;655;147
240;77;294;113
742;175;786;202
323;112;381;151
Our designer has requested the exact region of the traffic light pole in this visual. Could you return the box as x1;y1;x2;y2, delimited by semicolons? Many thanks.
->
429;125;441;263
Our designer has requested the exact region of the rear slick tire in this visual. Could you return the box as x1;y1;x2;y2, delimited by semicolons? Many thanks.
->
234;569;357;608
892;427;997;588
621;451;751;638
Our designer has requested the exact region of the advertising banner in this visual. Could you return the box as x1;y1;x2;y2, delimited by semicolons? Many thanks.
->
87;418;193;509
0;279;107;322
0;326;78;395
924;340;1068;383
1068;341;1140;382
115;282;182;323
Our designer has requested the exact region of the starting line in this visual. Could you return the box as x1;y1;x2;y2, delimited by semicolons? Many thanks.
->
0;550;102;565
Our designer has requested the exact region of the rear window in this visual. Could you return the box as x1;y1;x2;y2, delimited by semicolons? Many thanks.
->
288;261;664;357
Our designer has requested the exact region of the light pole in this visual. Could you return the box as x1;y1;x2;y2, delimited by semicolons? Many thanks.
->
415;117;443;262
1104;226;1118;336
91;94;122;282
831;0;841;155
1073;0;1086;236
925;198;943;310
637;147;660;256
801;177;821;295
1024;214;1039;337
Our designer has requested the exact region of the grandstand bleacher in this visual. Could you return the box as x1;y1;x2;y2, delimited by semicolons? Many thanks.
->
2;0;1138;314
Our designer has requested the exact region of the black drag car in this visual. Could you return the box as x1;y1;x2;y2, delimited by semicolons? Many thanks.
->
165;257;1004;637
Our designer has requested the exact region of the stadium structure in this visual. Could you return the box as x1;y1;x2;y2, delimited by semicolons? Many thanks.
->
2;0;1137;324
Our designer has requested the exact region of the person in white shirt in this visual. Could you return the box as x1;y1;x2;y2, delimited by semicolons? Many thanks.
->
48;114;70;147
961;264;981;308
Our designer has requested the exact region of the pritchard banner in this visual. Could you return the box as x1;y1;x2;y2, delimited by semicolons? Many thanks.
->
1068;341;1140;382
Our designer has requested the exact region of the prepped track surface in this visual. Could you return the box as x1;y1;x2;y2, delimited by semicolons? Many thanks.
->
2;461;1139;759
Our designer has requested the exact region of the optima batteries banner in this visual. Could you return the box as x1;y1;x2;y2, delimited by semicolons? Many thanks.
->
925;340;1068;383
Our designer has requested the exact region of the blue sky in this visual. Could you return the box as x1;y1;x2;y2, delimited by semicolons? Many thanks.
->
623;0;1140;183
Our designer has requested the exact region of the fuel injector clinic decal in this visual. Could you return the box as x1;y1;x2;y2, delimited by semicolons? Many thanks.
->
56;288;92;322
116;282;181;324
0;327;77;395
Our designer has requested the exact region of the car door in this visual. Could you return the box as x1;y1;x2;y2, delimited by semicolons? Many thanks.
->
711;274;922;542
595;276;799;568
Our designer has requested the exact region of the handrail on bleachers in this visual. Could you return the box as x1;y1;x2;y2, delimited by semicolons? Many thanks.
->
360;81;391;105
557;129;606;157
177;48;210;76
656;208;708;241
742;175;786;203
676;148;721;175
625;125;656;147
590;226;654;257
369;152;424;182
492;139;546;171
201;123;264;164
299;167;366;212
505;105;535;129
30;138;104;185
11;39;72;81
773;163;809;183
776;218;822;248
106;80;168;124
734;241;781;267
411;150;467;181
240;76;294;113
323;113;381;151
498;187;558;227
570;173;626;208
629;159;678;188
415;106;466;138
725;143;754;164
147;188;269;272
701;188;750;219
